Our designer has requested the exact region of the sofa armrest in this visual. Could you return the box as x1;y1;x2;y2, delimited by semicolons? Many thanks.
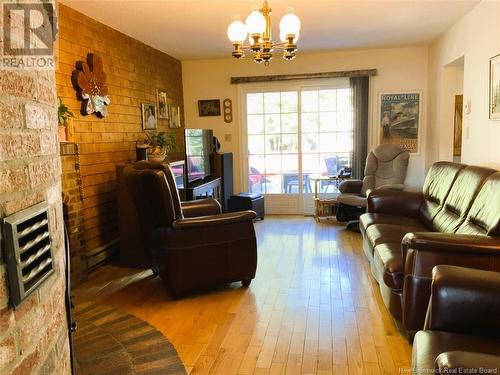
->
338;179;363;194
172;211;256;230
403;232;500;278
435;352;500;373
425;265;500;338
181;198;221;217
367;190;423;216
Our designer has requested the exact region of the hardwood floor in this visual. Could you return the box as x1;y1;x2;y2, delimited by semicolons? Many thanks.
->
74;216;412;374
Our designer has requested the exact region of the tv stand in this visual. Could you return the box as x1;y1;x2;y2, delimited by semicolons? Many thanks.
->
181;175;221;202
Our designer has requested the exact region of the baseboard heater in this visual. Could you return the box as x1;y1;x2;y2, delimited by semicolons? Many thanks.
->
3;202;55;307
86;239;119;272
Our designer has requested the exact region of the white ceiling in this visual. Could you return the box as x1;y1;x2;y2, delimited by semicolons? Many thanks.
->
61;0;479;60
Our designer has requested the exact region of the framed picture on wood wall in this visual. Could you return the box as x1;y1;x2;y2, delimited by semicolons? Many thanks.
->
169;103;181;128
157;89;169;119
141;103;157;130
379;91;422;154
490;54;500;120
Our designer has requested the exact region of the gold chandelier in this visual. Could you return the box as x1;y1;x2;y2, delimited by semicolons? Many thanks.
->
227;1;301;65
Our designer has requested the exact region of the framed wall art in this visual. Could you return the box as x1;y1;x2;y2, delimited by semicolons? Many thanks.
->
490;54;500;120
198;99;221;117
379;91;422;154
141;103;157;130
169;103;181;128
157;89;169;119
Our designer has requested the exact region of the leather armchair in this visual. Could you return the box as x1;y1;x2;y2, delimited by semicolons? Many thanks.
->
336;144;409;226
412;265;500;373
123;161;258;298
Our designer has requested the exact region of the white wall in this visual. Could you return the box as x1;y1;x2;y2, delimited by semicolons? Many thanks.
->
427;0;500;169
182;46;429;192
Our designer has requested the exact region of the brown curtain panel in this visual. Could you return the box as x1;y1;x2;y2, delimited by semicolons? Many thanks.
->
350;76;369;179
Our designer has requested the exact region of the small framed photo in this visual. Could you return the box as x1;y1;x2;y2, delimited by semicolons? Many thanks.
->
489;54;500;120
198;99;221;117
169;103;181;128
157;89;169;119
141;103;157;130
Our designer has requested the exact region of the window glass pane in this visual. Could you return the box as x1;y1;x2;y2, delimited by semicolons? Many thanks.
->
265;155;281;174
319;112;337;132
337;132;353;152
301;91;318;113
281;134;298;153
248;135;265;154
319;133;336;153
319;90;337;111
264;174;282;194
248;175;264;193
282;113;298;133
247;93;263;114
282;154;298;173
302;154;321;173
337;111;353;132
281;92;298;113
302;133;318;153
264;92;281;113
302;113;318;133
264;114;280;134
249;155;265;174
337;88;352;111
248;114;264;134
265;135;281;154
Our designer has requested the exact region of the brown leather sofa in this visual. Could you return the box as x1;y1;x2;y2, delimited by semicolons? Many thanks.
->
412;265;500;373
122;161;258;298
360;161;500;335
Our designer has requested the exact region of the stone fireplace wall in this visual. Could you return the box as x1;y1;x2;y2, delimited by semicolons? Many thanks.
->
0;49;70;375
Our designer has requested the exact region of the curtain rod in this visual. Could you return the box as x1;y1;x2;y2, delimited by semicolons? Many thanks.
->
230;69;377;84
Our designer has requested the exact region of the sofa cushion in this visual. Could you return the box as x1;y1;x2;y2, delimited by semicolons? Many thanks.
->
412;331;500;371
457;172;500;236
366;223;429;248
419;162;464;226
373;243;404;290
431;166;496;233
360;213;424;233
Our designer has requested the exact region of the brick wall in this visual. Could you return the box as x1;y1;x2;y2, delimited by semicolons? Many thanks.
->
0;55;70;375
55;4;185;269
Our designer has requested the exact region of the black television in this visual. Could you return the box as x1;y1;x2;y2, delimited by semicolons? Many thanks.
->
185;129;213;183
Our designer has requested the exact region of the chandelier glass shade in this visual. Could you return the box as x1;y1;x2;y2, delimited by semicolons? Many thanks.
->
227;1;301;65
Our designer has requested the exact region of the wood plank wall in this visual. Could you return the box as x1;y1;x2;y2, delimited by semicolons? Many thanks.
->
56;4;185;260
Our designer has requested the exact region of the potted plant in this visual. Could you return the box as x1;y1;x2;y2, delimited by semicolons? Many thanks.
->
145;131;177;162
58;97;74;142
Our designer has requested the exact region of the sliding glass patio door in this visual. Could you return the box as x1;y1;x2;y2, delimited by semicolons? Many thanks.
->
242;80;354;214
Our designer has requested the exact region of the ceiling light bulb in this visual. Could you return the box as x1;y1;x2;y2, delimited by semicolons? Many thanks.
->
227;15;248;43
245;6;266;36
279;7;301;40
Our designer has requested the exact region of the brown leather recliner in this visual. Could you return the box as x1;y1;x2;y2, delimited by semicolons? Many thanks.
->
360;162;500;335
123;161;258;298
412;265;500;372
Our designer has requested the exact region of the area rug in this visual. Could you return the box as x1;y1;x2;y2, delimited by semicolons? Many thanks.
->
73;302;186;375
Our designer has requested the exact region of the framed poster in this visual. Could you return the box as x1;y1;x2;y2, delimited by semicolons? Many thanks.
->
490;54;500;120
198;99;221;116
157;89;169;119
168;103;181;128
379;92;422;154
141;103;157;130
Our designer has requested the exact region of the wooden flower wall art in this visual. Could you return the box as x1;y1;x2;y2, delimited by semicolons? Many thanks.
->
72;53;110;118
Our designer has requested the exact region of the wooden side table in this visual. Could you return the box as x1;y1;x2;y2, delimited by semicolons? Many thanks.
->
310;176;342;222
